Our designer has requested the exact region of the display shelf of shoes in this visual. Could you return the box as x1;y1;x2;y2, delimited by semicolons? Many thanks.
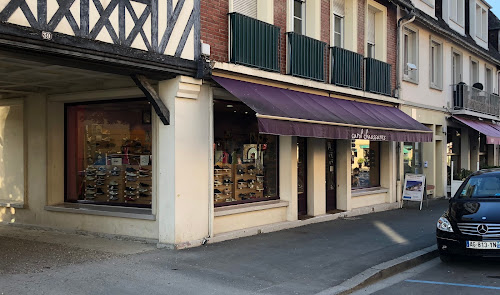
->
233;163;263;201
214;164;233;204
83;165;125;203
124;165;152;205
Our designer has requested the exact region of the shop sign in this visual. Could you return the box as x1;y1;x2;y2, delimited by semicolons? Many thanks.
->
351;129;387;141
402;173;426;210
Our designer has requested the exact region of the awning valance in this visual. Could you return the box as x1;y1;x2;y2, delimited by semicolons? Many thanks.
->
213;76;433;142
452;116;500;144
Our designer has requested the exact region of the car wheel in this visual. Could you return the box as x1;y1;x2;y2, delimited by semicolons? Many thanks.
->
439;254;453;263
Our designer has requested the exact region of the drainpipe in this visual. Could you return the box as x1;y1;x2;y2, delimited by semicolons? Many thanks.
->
395;9;415;99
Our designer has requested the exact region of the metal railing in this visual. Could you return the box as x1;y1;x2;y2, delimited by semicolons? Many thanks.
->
229;13;280;72
364;57;392;96
452;83;500;116
286;32;326;81
330;46;363;90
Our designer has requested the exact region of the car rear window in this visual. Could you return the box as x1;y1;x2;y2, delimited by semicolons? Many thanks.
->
459;174;500;198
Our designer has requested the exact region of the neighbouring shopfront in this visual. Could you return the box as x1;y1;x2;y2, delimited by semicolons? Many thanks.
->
211;75;433;234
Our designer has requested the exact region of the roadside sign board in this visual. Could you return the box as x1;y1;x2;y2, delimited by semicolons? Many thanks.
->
402;173;426;204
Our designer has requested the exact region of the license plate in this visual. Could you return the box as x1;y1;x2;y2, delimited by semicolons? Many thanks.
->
466;241;500;249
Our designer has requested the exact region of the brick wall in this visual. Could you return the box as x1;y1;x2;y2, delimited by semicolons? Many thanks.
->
275;0;287;75
386;2;397;92
200;0;229;63
358;0;366;56
322;0;330;82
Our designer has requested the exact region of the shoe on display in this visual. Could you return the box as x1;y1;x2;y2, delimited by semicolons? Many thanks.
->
109;191;119;195
86;170;96;176
96;188;105;195
124;196;135;201
110;171;121;176
224;188;231;195
237;169;245;175
125;187;136;191
97;176;106;180
223;179;233;185
126;172;137;177
86;185;96;190
97;171;107;176
109;181;119;186
214;180;222;186
139;172;148;177
109;195;119;201
139;168;149;173
138;187;149;193
85;195;95;200
214;165;222;170
112;166;121;172
222;166;230;171
126;167;137;173
96;180;105;186
214;189;222;194
126;176;137;182
139;192;150;198
98;167;107;172
126;190;136;196
249;192;256;198
86;176;95;181
238;193;247;200
139;182;150;188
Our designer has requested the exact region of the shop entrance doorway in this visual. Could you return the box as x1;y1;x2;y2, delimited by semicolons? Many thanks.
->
297;137;308;216
326;140;337;212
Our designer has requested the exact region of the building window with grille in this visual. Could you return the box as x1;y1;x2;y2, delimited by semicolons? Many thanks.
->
366;8;376;58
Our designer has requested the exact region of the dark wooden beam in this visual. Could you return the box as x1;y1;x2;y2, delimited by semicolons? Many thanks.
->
131;74;170;125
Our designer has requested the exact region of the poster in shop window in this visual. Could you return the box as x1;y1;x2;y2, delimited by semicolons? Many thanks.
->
402;173;426;202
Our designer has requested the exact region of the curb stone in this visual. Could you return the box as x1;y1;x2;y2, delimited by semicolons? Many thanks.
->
315;245;438;295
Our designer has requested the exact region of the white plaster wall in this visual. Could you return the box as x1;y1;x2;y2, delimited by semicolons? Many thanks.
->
213;207;287;235
401;24;498;109
0;101;24;206
351;193;386;209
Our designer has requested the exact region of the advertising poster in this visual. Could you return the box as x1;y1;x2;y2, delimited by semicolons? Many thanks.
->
402;173;426;202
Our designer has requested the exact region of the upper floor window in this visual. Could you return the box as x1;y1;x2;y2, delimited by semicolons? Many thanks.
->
293;0;306;34
333;14;344;48
403;27;418;83
430;39;443;89
475;4;487;41
485;67;493;94
450;0;464;25
452;50;462;84
366;8;376;58
470;59;479;86
233;0;257;19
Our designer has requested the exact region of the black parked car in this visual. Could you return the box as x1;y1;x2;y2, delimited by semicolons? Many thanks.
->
437;169;500;262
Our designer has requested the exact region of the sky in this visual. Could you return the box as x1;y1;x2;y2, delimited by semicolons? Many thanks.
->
492;1;500;18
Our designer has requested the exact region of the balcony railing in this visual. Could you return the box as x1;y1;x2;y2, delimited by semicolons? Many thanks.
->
287;32;326;81
229;13;280;72
452;84;500;116
330;46;363;90
364;58;392;96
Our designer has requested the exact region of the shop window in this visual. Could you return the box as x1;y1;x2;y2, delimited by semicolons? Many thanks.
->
447;127;461;183
65;99;152;208
479;133;488;168
213;100;278;206
351;140;380;189
403;142;423;175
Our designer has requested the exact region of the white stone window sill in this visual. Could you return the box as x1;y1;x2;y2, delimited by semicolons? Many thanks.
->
0;201;24;208
214;200;289;217
351;187;389;197
45;203;155;220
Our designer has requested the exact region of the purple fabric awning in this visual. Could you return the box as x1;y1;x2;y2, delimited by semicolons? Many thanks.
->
213;76;433;142
453;116;500;144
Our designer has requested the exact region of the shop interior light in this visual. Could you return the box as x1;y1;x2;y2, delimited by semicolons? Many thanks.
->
226;104;233;108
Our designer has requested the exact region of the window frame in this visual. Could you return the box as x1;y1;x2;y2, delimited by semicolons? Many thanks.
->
351;140;381;190
449;0;464;26
402;26;419;84
475;3;488;42
332;13;344;48
485;65;494;94
291;0;306;35
451;48;463;85
429;37;443;90
470;57;479;86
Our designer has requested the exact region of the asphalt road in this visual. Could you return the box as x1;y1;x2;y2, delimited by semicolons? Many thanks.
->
352;257;500;295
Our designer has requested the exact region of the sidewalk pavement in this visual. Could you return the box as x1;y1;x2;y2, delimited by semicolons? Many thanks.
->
0;199;448;295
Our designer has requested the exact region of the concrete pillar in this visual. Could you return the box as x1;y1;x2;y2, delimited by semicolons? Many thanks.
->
487;144;497;167
460;128;470;170
280;136;298;221
435;140;446;198
380;142;397;203
157;76;209;247
344;0;358;52
336;139;351;211
469;130;480;171
306;138;326;216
